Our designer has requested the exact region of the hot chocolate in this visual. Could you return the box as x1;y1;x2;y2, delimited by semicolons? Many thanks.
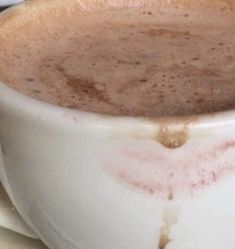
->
0;0;234;116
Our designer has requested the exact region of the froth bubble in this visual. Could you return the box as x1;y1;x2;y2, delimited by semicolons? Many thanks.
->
95;83;105;91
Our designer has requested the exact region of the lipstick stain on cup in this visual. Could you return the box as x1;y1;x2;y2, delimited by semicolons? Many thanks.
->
103;114;235;197
102;114;235;198
104;140;235;198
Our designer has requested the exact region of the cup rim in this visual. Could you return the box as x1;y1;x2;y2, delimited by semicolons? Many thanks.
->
1;80;235;130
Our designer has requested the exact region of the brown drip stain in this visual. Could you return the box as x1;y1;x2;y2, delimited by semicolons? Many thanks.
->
127;116;198;149
157;125;188;149
151;116;198;149
158;204;179;249
159;233;171;249
155;116;198;149
168;189;174;201
157;207;178;249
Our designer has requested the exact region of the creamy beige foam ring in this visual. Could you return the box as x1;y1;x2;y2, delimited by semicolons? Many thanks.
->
0;0;234;116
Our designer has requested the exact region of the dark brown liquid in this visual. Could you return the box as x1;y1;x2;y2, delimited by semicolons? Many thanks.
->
0;2;235;116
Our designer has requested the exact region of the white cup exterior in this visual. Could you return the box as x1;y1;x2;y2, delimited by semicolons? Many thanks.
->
1;81;235;249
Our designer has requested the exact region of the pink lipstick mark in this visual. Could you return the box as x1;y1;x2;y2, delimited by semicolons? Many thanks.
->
103;140;235;198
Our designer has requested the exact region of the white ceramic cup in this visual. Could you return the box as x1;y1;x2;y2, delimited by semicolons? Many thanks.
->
1;1;235;249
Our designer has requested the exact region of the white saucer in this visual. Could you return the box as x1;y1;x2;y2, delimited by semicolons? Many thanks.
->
0;184;48;249
0;227;48;249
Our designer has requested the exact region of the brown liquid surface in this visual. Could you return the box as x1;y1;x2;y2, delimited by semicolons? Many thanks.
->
0;2;235;117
